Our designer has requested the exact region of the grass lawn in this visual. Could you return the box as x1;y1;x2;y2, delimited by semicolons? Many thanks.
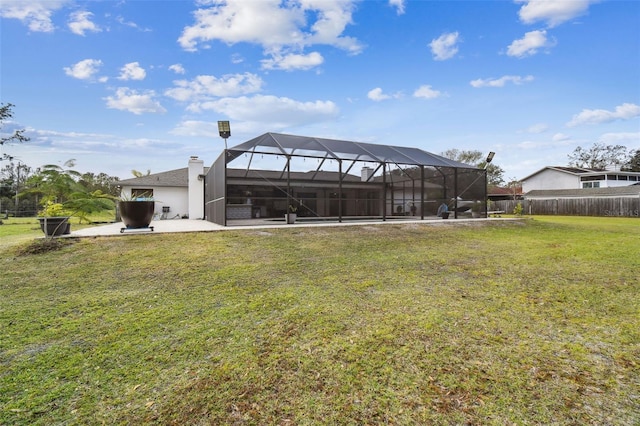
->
1;216;638;424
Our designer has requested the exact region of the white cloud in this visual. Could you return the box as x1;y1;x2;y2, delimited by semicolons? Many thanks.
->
193;95;339;128
367;88;391;101
63;59;104;80
470;75;534;88
116;15;151;32
367;87;405;101
413;85;442;99
178;1;363;57
507;30;555;58
105;88;166;115
389;0;406;15
169;64;186;74
552;133;570;141
429;31;461;61
516;0;595;28
598;132;640;147
261;51;324;71
165;73;263;104
516;136;574;150
567;103;640;127
118;62;146;81
68;10;100;36
0;0;68;33
170;120;220;138
525;123;549;134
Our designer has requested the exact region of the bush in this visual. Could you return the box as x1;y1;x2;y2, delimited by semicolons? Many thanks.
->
513;201;523;216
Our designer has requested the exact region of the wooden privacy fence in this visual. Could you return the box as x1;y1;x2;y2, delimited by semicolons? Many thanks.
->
494;198;640;217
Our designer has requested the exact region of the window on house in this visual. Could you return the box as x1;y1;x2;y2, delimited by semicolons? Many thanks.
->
132;188;153;200
581;175;605;182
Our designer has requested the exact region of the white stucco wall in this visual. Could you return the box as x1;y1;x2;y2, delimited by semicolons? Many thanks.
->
522;169;578;192
120;186;188;218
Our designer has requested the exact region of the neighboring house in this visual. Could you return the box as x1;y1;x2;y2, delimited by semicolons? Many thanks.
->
117;156;208;220
522;166;640;192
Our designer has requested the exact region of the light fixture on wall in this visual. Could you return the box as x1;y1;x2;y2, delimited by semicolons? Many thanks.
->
217;121;231;150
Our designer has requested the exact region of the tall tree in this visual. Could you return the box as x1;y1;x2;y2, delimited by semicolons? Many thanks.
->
441;149;505;186
567;142;629;170
624;149;640;172
24;159;84;204
1;161;35;215
79;172;121;197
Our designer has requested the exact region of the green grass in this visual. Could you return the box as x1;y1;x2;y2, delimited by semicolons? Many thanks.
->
1;217;639;425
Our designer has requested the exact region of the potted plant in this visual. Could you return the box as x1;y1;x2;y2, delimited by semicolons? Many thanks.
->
37;191;115;237
26;160;116;237
118;192;155;230
38;201;71;236
285;204;297;224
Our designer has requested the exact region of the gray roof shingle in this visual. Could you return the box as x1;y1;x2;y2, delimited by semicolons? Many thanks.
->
118;167;210;187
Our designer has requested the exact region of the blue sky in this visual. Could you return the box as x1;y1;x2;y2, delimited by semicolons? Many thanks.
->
1;0;639;181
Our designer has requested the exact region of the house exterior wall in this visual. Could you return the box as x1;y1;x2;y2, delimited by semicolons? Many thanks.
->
120;185;188;218
522;169;578;192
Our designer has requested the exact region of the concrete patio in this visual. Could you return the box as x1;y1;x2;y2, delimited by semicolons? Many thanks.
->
70;216;512;237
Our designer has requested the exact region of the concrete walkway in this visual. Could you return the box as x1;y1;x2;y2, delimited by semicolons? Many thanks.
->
71;219;225;237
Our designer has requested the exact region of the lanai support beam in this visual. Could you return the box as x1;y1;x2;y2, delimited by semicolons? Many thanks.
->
420;165;425;220
338;159;343;223
382;163;387;221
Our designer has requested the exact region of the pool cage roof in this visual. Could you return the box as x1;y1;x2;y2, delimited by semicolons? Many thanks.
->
206;133;487;226
226;132;477;170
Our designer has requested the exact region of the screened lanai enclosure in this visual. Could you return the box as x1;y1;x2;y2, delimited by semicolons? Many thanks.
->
204;133;488;226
